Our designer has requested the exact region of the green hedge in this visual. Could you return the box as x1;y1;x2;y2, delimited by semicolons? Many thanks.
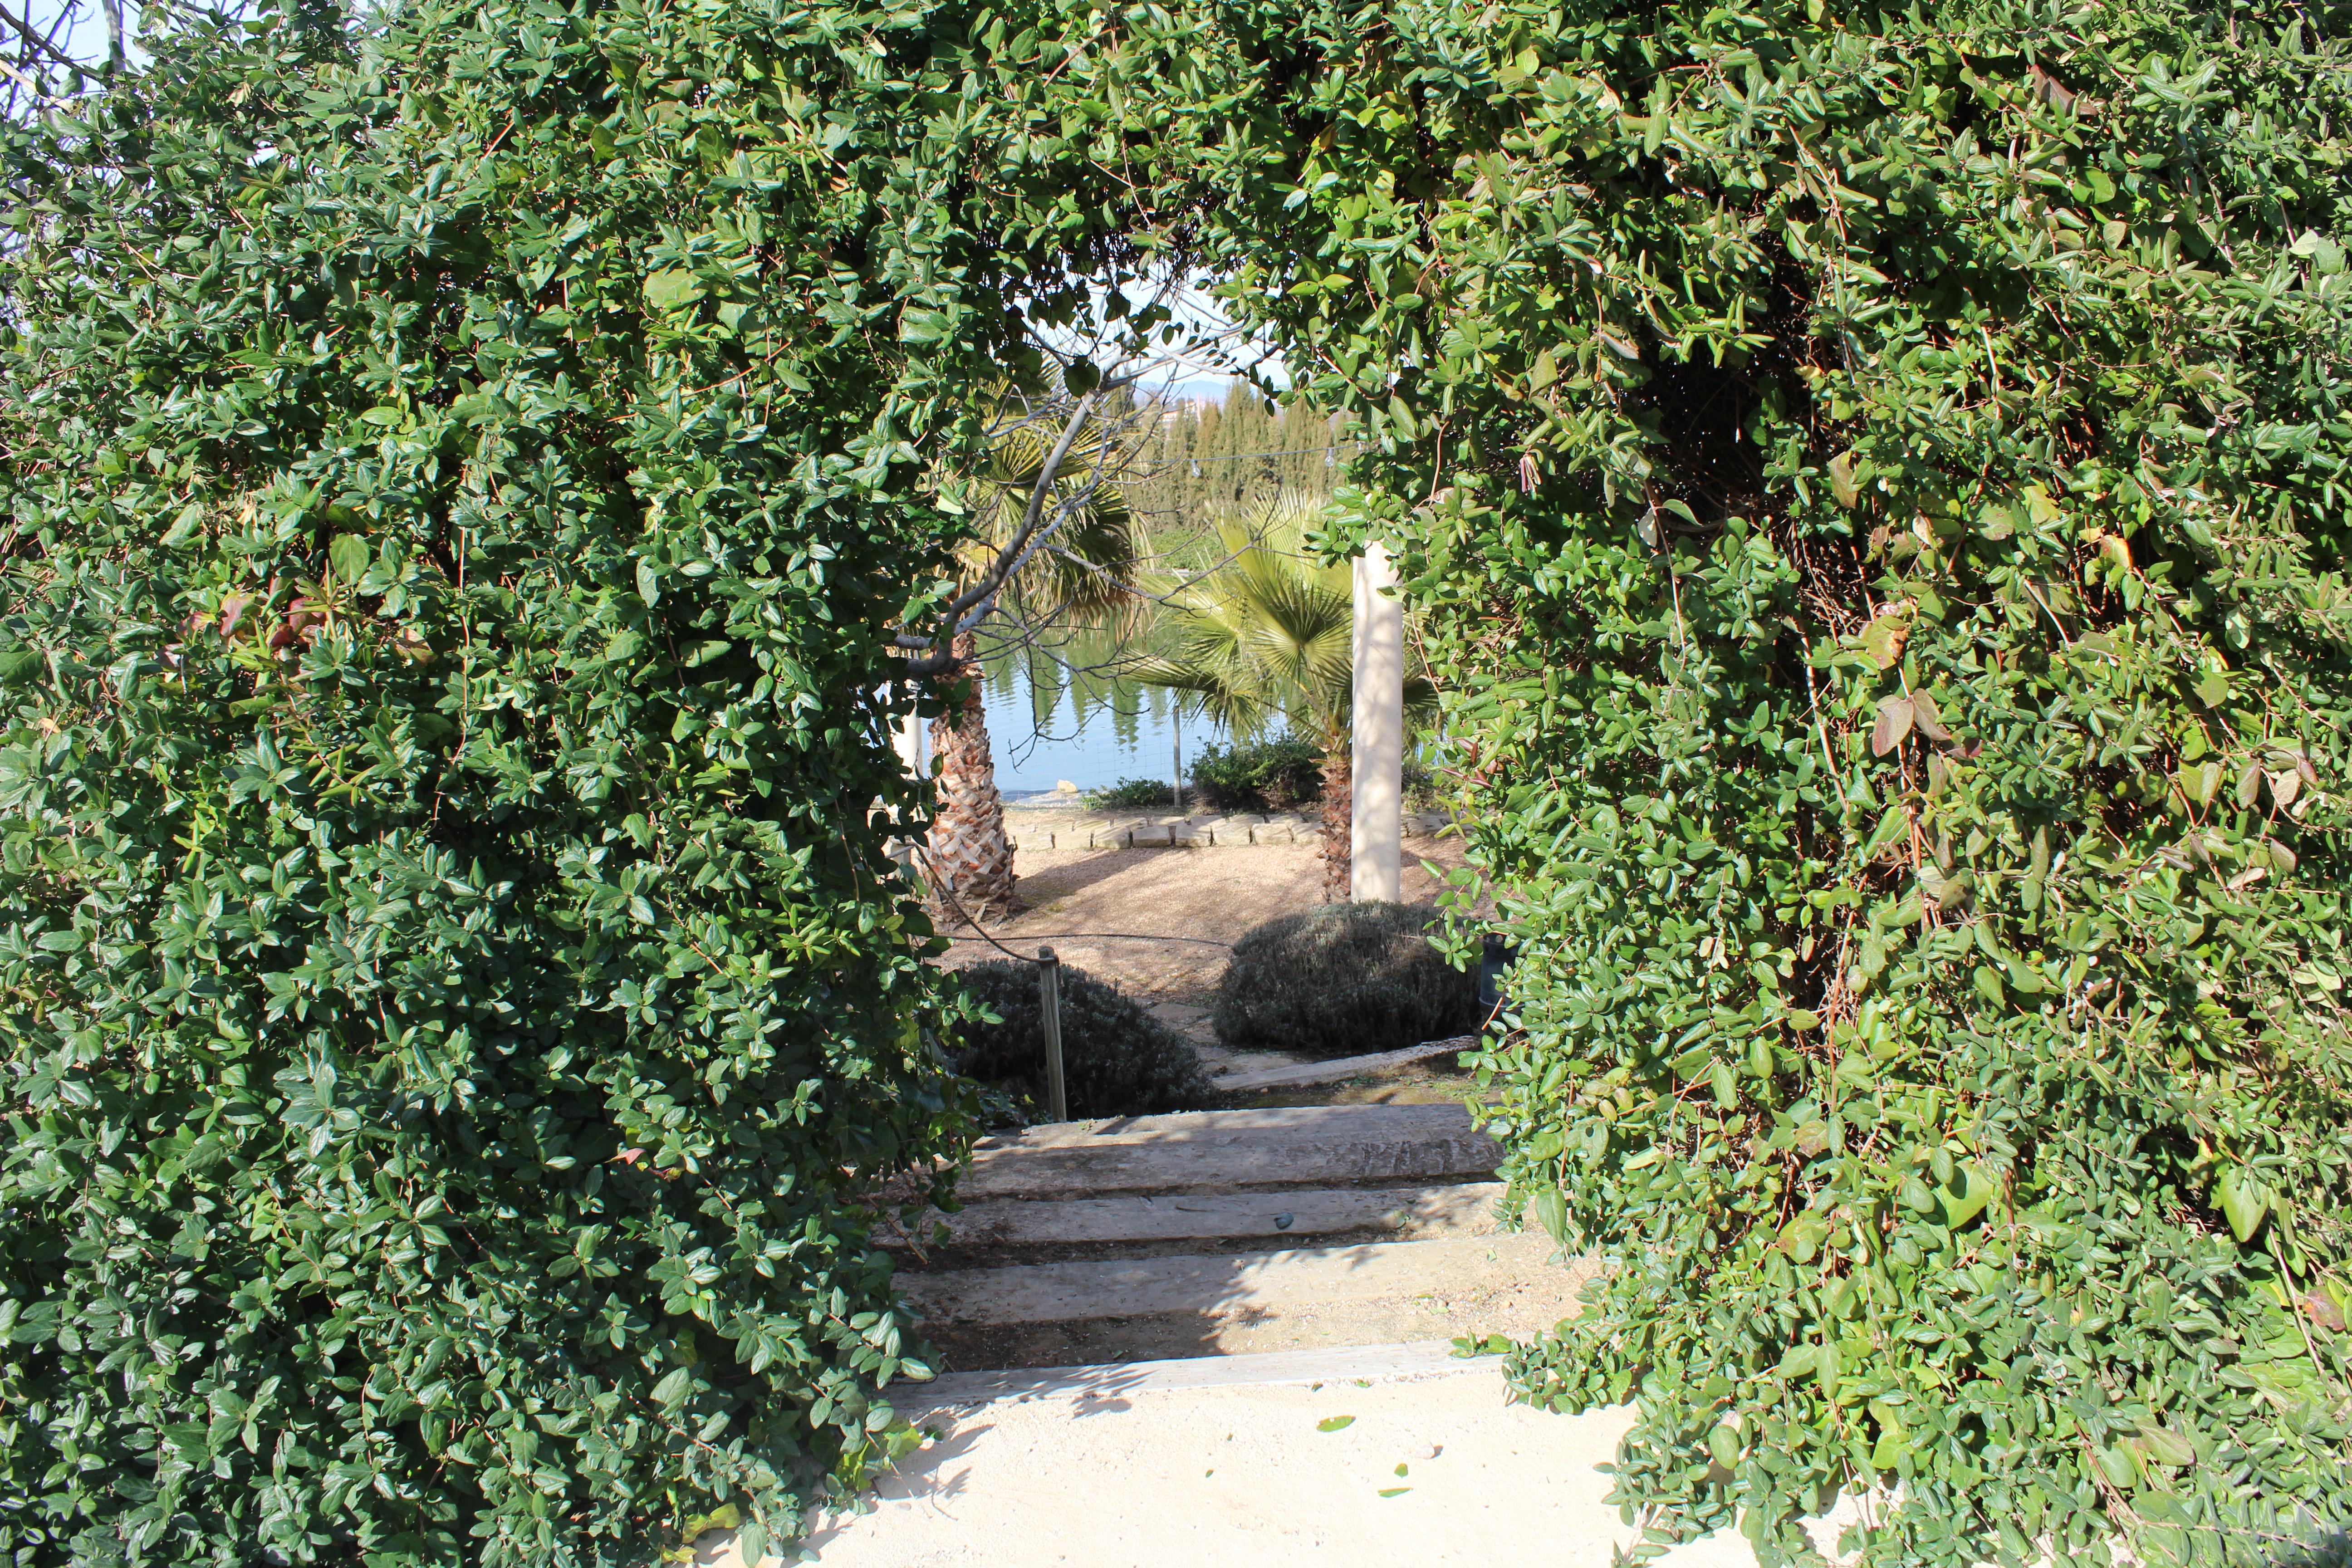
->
10;1;2352;1564
0;1;1062;1560
1176;2;2352;1562
1190;735;1324;812
1085;777;1181;809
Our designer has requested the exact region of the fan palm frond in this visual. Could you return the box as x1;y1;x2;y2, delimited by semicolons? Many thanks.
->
1132;491;1402;749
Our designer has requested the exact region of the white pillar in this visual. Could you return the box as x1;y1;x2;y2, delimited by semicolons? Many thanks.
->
893;710;928;779
1351;543;1403;903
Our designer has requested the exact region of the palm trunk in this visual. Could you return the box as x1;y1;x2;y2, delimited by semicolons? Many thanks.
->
1318;745;1351;902
925;630;1019;924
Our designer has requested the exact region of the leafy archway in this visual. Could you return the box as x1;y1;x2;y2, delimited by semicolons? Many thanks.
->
3;0;2347;1563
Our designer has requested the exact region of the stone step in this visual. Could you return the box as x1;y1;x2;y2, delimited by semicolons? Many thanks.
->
907;1234;1595;1372
1217;1038;1476;1092
902;1231;1562;1327
958;1105;1499;1200
897;1337;1486;1414
980;1103;1477;1150
887;1182;1501;1251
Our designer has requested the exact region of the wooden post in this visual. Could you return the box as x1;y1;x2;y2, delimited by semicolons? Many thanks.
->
1037;947;1068;1124
1351;543;1403;902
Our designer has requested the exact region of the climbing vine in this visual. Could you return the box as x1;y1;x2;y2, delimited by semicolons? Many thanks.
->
5;0;2350;1563
1152;0;2352;1562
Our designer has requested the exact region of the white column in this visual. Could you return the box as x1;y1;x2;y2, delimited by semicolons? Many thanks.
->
893;710;928;779
1351;543;1403;903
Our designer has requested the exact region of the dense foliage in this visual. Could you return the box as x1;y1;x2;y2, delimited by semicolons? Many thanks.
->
1213;902;1480;1058
1189;734;1324;812
1148;0;2352;1562
0;0;1122;1558
949;960;1213;1117
9;0;2352;1562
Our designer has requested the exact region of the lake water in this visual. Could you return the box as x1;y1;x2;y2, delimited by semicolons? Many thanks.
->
978;685;1210;800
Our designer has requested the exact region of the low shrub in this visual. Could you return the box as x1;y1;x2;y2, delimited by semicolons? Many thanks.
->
949;961;1215;1117
1212;902;1481;1059
1084;777;1178;809
1190;735;1324;812
1403;760;1442;813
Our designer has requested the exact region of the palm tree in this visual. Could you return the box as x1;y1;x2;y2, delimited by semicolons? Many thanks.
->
922;420;1142;924
1128;494;1431;899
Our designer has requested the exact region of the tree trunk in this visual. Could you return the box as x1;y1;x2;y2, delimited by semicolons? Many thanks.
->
925;630;1019;925
1318;745;1351;902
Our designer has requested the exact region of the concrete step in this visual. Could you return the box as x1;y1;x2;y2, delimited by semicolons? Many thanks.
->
957;1130;1499;1199
887;1182;1501;1252
1218;1038;1476;1093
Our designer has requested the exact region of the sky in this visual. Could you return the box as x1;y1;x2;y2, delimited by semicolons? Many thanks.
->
16;0;123;69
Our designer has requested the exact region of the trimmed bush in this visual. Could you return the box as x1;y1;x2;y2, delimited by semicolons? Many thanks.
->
1084;776;1179;809
1212;902;1481;1059
1190;734;1324;812
949;961;1214;1117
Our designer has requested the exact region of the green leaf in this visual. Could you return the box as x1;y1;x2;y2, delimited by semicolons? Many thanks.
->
2095;1446;2137;1489
1705;1423;1740;1469
1871;696;1915;756
644;269;703;310
1316;1416;1355;1432
162;501;206;547
2133;1421;2196;1468
1531;1186;1570;1245
2215;1165;2271;1242
329;534;372;585
1939;1165;1996;1230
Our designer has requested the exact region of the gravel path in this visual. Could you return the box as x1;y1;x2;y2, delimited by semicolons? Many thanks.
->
936;838;1474;1004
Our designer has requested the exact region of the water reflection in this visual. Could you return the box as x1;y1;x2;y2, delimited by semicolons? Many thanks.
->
979;630;1214;800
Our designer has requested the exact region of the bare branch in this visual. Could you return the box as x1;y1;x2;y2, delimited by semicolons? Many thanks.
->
0;2;77;69
936;388;1098;626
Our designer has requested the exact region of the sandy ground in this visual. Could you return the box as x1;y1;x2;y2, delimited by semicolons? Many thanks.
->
781;1366;1778;1568
937;837;1475;1003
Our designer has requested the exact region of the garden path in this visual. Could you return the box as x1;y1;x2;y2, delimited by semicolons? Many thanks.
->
690;832;1878;1565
